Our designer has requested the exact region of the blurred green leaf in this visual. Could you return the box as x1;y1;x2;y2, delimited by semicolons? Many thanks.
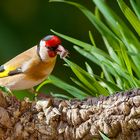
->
94;73;122;93
130;0;140;19
89;30;96;47
85;62;94;77
50;93;72;99
99;131;110;140
65;59;109;96
70;77;93;94
120;42;133;76
117;0;140;36
51;29;113;61
0;85;13;96
37;75;87;99
92;0;140;49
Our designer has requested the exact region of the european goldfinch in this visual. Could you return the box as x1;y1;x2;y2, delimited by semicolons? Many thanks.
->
0;35;68;90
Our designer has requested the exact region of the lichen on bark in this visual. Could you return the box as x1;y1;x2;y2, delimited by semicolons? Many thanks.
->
0;89;140;140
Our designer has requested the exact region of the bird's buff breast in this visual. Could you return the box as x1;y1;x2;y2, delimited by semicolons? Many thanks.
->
24;59;56;81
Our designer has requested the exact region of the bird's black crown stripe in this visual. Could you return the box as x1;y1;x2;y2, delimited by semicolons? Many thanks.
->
43;35;53;41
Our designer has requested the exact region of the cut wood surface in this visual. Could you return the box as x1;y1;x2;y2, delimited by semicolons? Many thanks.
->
0;89;140;140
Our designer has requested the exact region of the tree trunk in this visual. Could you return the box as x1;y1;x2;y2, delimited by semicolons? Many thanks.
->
0;89;140;140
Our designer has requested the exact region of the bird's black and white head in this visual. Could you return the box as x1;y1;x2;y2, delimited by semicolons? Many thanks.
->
38;35;68;61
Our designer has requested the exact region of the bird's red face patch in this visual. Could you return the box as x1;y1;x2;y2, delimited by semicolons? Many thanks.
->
47;51;57;57
45;36;61;48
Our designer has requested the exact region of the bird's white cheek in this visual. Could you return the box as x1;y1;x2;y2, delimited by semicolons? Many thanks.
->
39;46;50;61
40;40;46;47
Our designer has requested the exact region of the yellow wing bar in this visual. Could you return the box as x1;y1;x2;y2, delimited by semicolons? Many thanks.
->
0;66;17;78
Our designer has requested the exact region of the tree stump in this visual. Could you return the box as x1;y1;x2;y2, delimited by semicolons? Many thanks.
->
0;89;140;140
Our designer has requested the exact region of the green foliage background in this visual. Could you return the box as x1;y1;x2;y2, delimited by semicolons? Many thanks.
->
0;0;135;98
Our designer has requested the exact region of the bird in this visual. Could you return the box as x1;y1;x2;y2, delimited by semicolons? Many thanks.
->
0;35;68;91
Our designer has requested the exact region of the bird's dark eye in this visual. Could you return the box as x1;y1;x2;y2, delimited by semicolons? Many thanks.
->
47;46;58;51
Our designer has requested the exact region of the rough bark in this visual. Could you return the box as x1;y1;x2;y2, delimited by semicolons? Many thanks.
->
0;89;140;140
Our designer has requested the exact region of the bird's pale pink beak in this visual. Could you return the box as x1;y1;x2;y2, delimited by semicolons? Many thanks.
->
56;45;68;58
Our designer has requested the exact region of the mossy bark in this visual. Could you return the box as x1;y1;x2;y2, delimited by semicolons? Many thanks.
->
0;89;140;140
